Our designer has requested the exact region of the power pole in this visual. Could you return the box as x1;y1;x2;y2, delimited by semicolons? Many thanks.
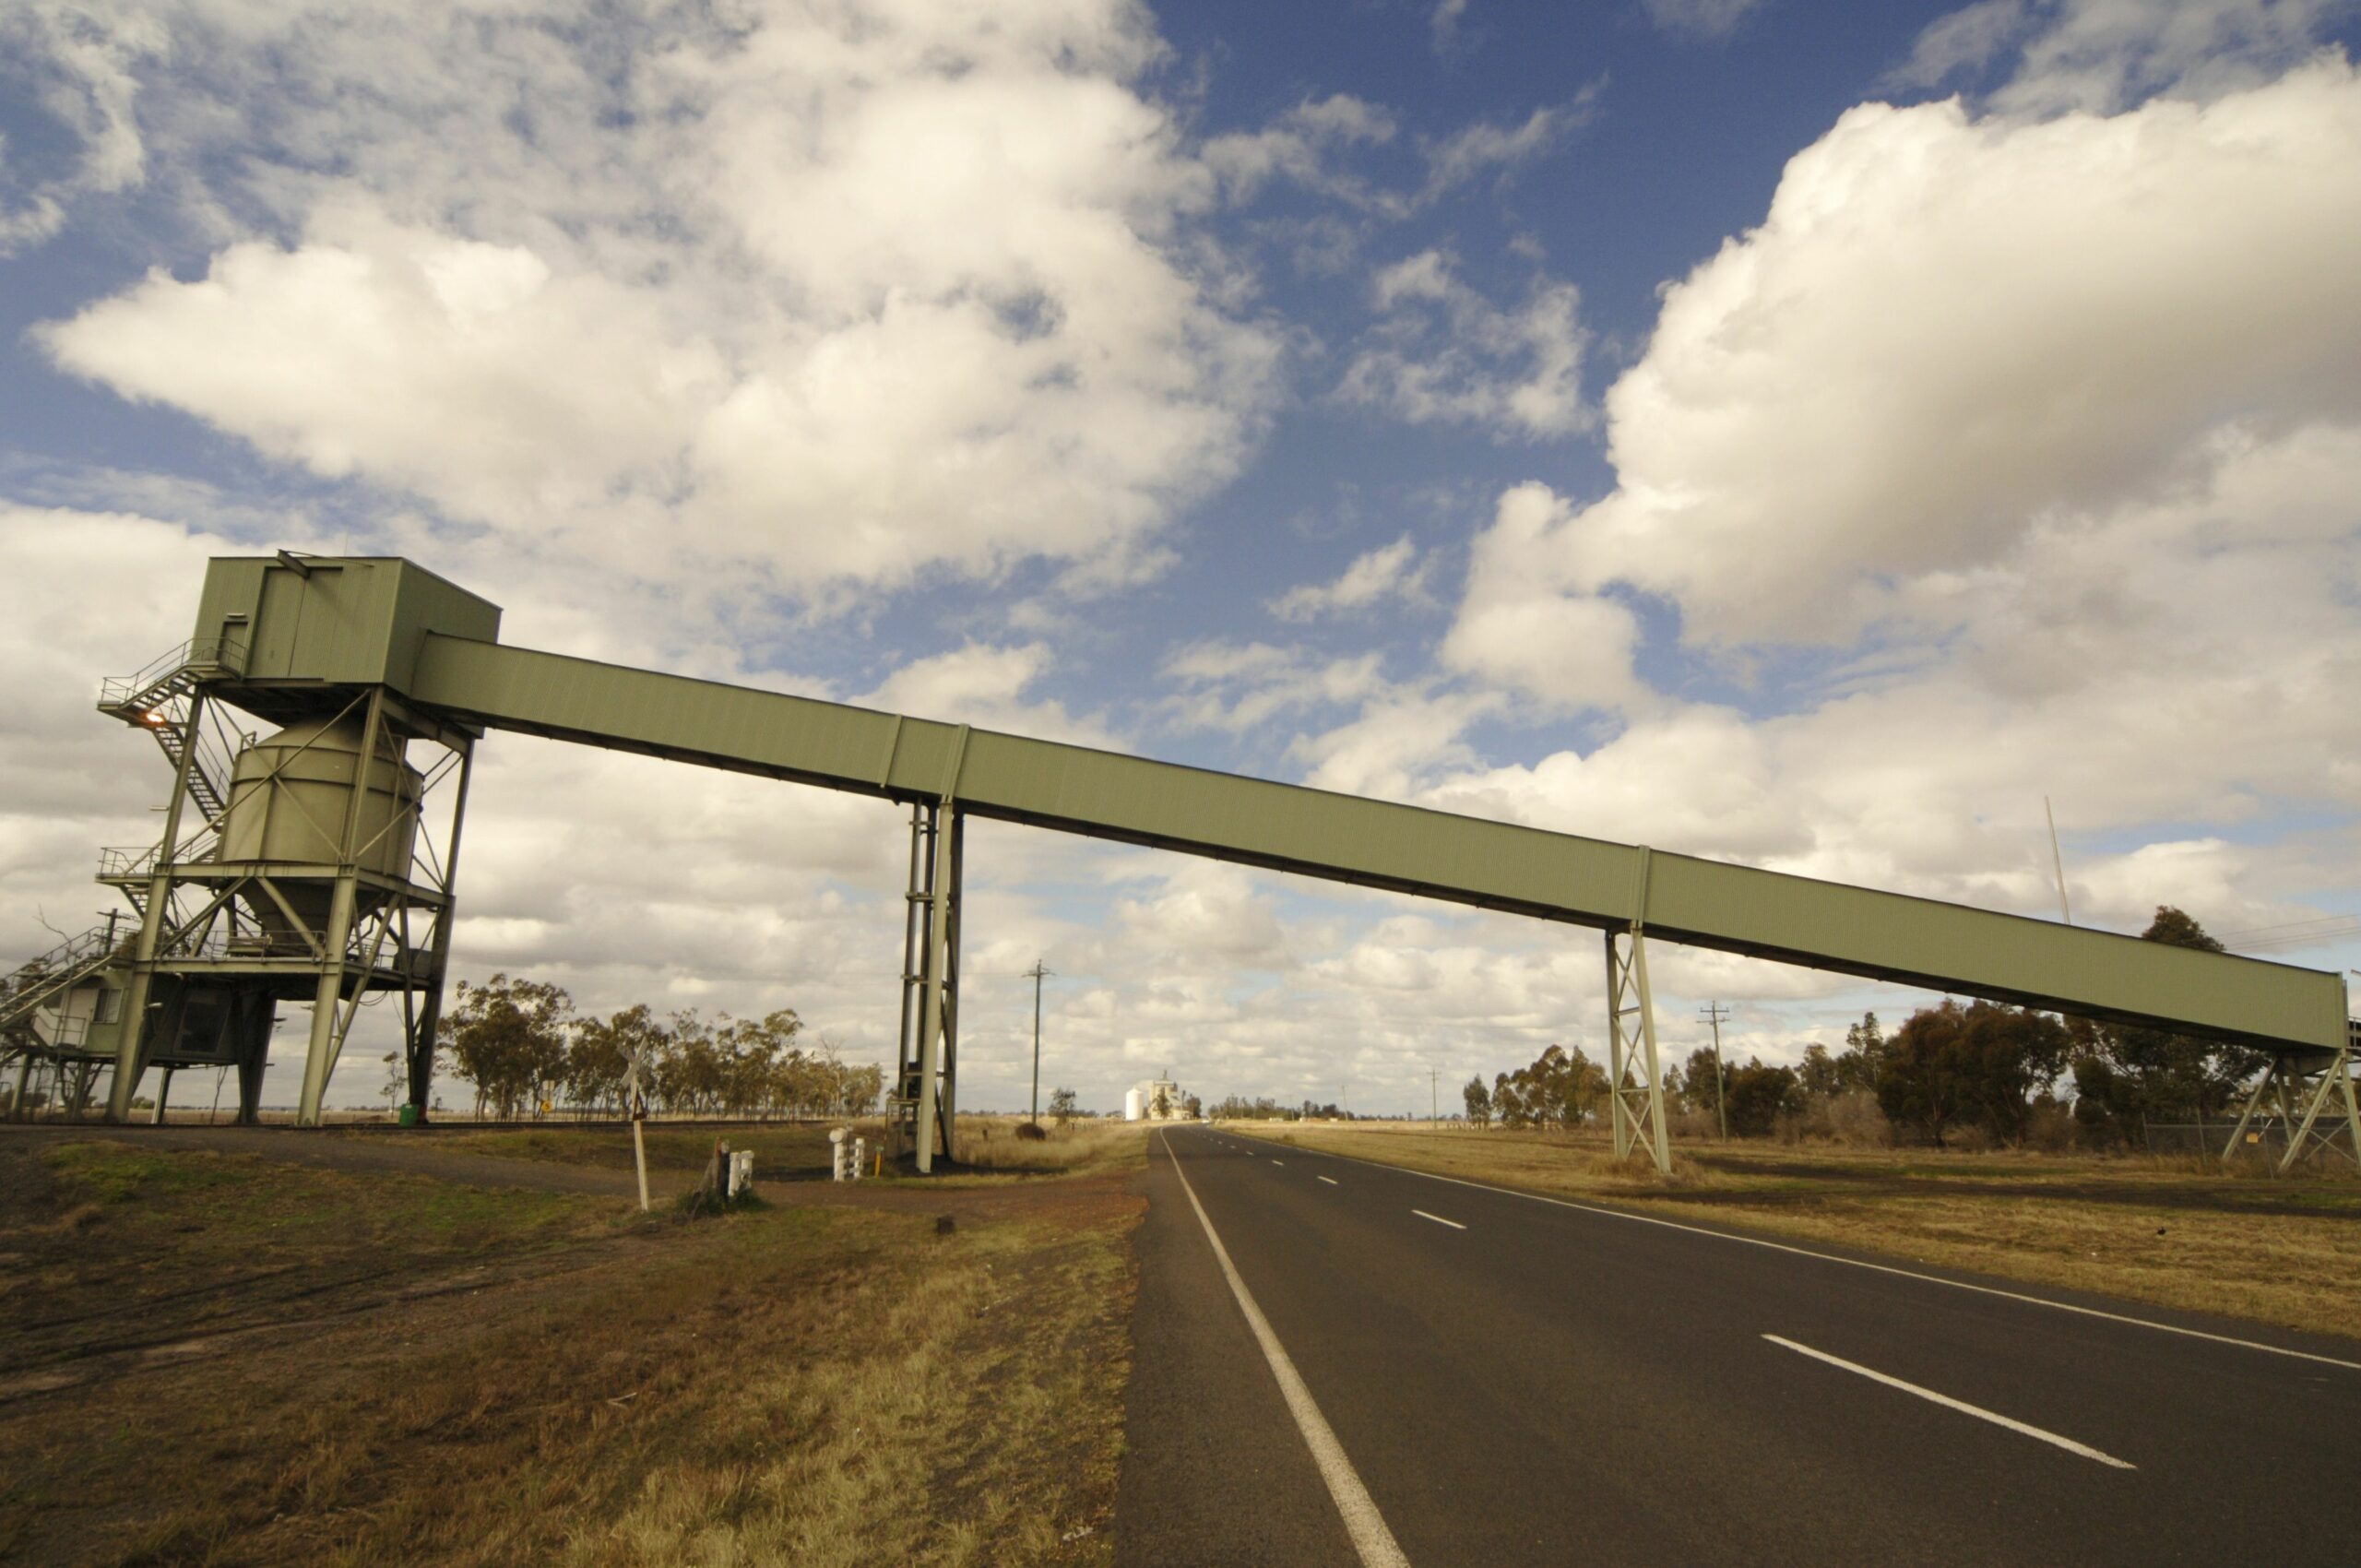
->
1026;959;1051;1124
1700;1002;1731;1140
1430;1066;1439;1130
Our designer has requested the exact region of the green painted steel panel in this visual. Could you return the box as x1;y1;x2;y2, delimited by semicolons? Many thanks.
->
397;629;2348;1056
179;556;2348;1056
193;556;499;691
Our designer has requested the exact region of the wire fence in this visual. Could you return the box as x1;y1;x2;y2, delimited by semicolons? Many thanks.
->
2142;1119;2287;1158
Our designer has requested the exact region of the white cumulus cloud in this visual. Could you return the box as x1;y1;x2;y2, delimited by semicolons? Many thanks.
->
1457;59;2361;661
1898;0;2354;113
29;0;1281;603
1337;250;1591;440
1267;534;1433;621
1643;0;1770;41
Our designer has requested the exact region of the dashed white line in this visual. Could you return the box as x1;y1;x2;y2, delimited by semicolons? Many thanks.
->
1318;1176;1339;1186
1412;1209;1465;1230
1303;1146;2361;1373
1160;1134;1412;1568
1271;1159;1286;1166
1762;1335;2135;1469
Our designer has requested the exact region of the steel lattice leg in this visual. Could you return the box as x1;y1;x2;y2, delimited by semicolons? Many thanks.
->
1604;926;1671;1175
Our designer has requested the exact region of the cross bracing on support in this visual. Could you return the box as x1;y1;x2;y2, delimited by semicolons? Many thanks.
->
1604;926;1671;1173
39;553;2358;1173
2220;1036;2361;1173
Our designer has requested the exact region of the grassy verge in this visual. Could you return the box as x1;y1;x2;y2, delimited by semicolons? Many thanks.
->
1223;1123;2361;1340
952;1119;1152;1177
0;1136;1138;1566
427;1117;1155;1187
424;1121;850;1174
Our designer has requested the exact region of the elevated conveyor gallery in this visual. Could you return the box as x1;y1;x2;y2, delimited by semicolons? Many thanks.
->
69;554;2360;1171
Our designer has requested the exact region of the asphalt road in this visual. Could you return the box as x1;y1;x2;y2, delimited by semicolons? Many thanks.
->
1115;1126;2361;1567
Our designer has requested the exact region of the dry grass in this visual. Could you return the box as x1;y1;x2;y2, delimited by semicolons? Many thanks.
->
952;1118;1152;1176
429;1121;856;1175
1226;1122;2361;1340
0;1135;1138;1566
421;1117;1151;1184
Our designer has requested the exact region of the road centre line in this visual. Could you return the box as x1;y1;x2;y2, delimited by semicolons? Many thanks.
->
1762;1335;2135;1469
1413;1210;1465;1230
1295;1145;2361;1373
1159;1134;1412;1568
1318;1176;1340;1185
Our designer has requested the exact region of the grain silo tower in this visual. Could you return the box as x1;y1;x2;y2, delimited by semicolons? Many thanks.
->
31;552;496;1126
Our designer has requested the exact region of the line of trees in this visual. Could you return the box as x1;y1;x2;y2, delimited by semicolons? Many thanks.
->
437;973;884;1122
1465;1042;1607;1129
1460;908;2262;1150
2065;907;2265;1137
1208;1095;1354;1122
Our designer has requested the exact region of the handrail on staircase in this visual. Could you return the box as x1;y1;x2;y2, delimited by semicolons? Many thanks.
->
7;922;114;981
2;923;124;1028
96;817;223;882
97;635;250;710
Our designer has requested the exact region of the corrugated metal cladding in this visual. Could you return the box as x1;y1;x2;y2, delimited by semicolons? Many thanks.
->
195;555;2350;1056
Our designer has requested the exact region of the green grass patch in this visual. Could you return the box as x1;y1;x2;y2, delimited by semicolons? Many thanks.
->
41;1141;246;1204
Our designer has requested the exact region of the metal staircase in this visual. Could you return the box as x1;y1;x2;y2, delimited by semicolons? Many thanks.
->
96;636;249;826
1;637;254;1057
0;921;124;1049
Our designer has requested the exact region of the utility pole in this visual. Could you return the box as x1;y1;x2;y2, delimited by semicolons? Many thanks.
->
1026;959;1051;1124
1700;1002;1731;1140
1430;1066;1439;1130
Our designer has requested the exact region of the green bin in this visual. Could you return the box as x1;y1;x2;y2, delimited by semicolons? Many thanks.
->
397;1103;420;1127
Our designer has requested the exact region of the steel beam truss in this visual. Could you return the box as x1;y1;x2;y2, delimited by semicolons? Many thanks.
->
2221;1040;2361;1173
1604;925;1671;1175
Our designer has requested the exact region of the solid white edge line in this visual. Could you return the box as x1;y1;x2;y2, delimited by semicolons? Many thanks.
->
1412;1209;1466;1230
1318;1176;1340;1185
1762;1335;2135;1469
1269;1138;2361;1373
1159;1132;1412;1568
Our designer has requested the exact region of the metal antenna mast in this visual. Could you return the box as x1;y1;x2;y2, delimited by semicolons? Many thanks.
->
2046;796;2073;925
1026;958;1051;1124
1700;1001;1732;1141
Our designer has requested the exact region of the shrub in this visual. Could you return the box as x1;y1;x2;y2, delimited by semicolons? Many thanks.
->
1823;1090;1892;1147
2023;1102;2080;1152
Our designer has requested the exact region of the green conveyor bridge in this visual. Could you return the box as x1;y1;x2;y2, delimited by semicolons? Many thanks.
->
42;554;2359;1171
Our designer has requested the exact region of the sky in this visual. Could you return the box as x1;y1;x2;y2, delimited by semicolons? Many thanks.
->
3;0;2358;1115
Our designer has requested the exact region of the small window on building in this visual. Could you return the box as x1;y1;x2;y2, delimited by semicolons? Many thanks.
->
94;989;124;1025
